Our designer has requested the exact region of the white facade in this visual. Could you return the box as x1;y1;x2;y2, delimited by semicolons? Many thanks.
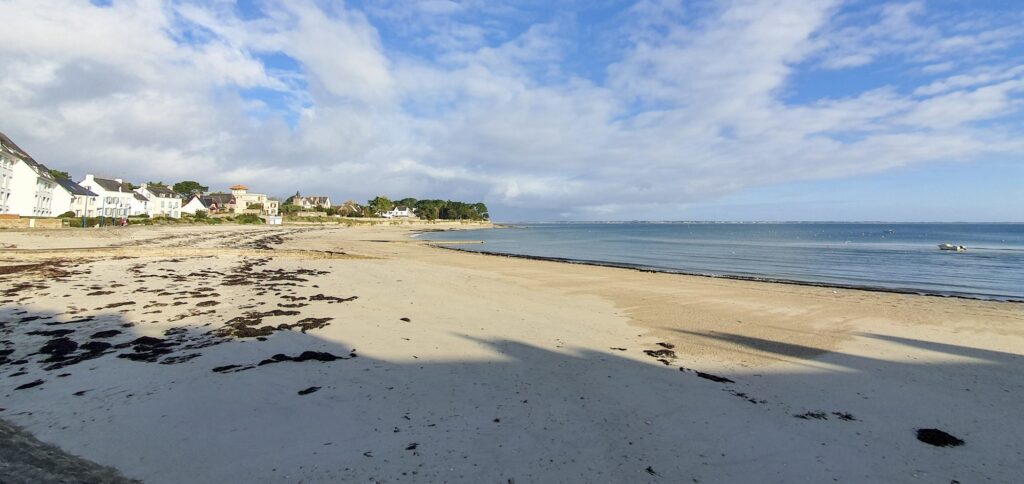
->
0;153;13;214
180;195;208;215
296;196;332;210
130;193;149;216
137;184;181;218
381;206;415;218
79;174;134;219
0;132;58;217
6;158;56;217
52;179;99;217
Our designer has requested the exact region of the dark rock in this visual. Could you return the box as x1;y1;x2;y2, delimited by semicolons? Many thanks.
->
298;386;321;395
916;428;964;447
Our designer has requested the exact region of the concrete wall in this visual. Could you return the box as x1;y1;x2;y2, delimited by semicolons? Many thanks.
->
0;217;62;229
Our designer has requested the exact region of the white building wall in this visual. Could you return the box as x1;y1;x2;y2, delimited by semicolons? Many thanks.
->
79;175;133;219
52;184;73;216
138;186;181;218
130;196;148;216
72;194;98;217
180;196;206;215
0;154;13;214
7;161;54;217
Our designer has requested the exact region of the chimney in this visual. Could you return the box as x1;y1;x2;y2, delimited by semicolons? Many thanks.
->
115;178;123;184
83;174;94;184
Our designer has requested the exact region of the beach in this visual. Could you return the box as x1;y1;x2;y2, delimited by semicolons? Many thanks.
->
1;223;1022;482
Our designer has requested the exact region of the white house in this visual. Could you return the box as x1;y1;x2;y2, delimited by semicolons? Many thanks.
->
295;196;332;210
79;174;134;219
381;206;415;218
52;178;99;217
180;194;208;215
0;131;56;217
137;183;181;218
130;192;150;216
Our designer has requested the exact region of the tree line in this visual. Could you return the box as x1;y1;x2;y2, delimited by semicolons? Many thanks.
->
369;197;489;221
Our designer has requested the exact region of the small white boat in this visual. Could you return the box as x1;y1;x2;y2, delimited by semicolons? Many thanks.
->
938;243;967;252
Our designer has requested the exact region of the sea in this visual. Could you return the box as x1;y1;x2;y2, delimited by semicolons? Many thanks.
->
419;223;1024;301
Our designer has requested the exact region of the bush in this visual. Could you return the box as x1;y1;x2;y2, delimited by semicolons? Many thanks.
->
58;211;76;218
194;210;208;219
235;214;264;224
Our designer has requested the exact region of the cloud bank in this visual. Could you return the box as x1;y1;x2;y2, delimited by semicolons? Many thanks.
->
1;0;1022;220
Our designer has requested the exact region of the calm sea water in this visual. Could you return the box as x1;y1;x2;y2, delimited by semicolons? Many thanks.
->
421;223;1024;301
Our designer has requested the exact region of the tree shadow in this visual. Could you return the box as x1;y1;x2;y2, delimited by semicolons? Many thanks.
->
1;305;1022;483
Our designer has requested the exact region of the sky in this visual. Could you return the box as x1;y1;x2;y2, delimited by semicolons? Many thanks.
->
1;0;1022;222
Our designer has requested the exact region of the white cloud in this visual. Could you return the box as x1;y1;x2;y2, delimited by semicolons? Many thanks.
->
0;0;1022;220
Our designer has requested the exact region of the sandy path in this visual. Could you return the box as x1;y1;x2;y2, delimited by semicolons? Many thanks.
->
1;224;1022;483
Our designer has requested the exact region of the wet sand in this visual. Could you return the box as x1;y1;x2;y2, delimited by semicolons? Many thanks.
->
1;224;1022;483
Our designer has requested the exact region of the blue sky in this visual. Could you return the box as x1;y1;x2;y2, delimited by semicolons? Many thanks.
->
2;0;1023;221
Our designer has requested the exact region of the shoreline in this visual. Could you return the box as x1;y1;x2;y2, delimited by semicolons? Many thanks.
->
427;244;1024;303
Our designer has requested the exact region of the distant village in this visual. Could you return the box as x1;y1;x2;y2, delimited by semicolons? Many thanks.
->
0;131;488;225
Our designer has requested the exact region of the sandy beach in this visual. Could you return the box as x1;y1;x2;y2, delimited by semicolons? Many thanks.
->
1;223;1022;483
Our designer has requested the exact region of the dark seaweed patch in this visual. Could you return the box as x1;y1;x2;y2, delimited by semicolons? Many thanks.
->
15;379;45;390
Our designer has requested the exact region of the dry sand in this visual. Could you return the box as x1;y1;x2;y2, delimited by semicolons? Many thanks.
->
1;223;1022;483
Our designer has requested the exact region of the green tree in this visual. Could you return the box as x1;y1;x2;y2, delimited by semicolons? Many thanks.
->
172;181;208;198
368;195;394;215
279;203;301;214
48;169;71;180
146;181;167;187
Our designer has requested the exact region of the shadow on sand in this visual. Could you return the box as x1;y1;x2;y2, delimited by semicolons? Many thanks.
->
2;305;1022;483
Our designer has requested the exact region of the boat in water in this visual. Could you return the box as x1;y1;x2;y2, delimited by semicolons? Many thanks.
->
938;243;967;252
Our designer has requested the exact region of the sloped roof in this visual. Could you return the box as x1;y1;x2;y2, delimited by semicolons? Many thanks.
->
0;131;54;181
91;177;128;192
133;193;149;201
185;195;208;207
146;185;176;197
203;193;235;206
54;178;97;197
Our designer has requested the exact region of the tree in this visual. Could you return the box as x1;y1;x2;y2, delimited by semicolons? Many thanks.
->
368;195;394;215
48;169;71;180
146;181;167;187
279;203;302;214
172;181;208;198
